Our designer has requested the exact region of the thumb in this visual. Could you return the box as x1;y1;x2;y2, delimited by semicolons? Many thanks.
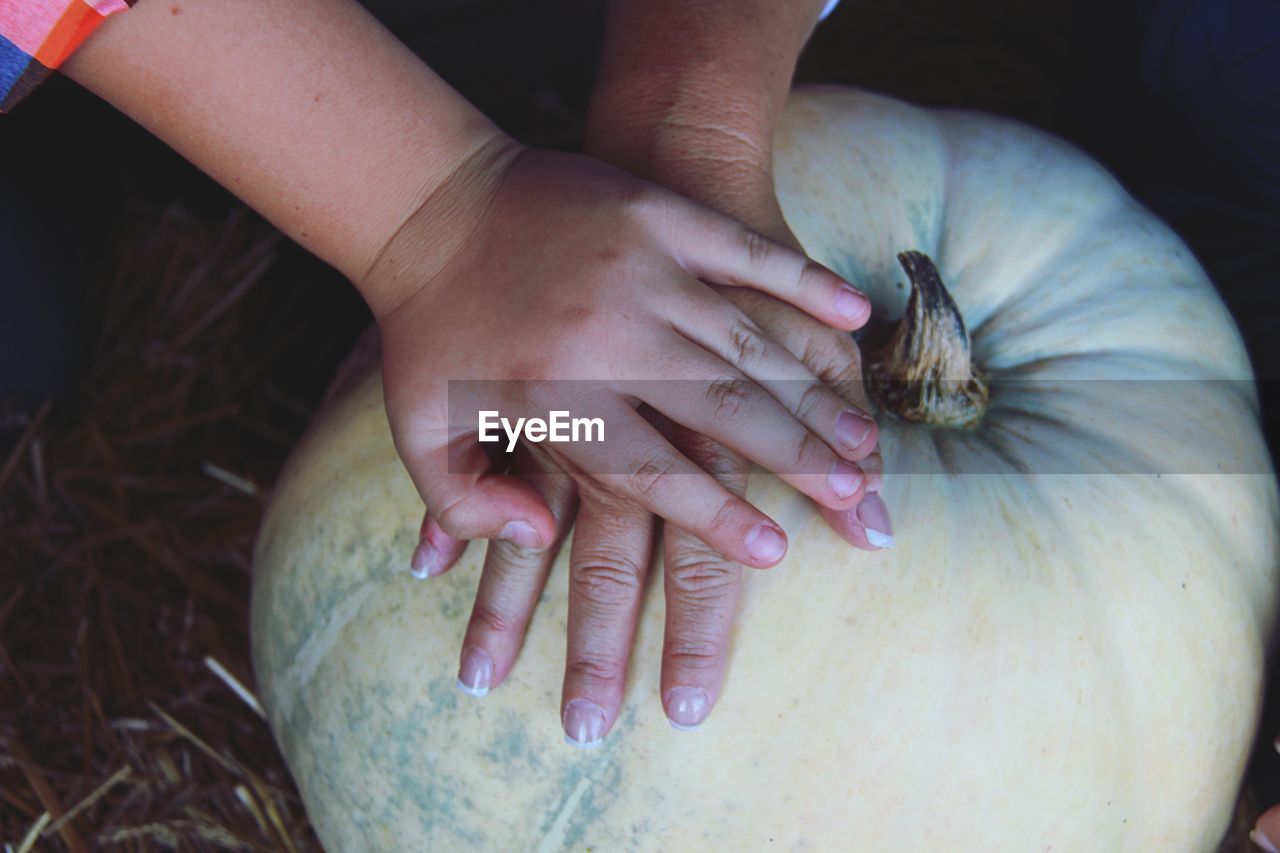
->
407;436;557;550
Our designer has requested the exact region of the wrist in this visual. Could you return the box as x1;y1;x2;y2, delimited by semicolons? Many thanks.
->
588;61;775;172
357;133;523;321
586;73;787;238
585;0;820;192
62;0;517;295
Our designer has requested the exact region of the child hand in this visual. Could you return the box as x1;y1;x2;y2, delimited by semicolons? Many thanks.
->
367;140;874;572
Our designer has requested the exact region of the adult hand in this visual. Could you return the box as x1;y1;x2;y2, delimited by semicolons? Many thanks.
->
571;114;889;737
561;0;892;738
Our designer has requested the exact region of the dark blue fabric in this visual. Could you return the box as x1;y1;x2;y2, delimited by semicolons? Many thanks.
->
0;34;31;101
362;0;604;143
0;173;81;406
1138;0;1280;223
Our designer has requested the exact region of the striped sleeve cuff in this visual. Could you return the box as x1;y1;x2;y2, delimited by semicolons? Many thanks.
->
1;0;133;112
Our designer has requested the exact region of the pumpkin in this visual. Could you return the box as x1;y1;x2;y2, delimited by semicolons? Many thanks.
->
251;87;1280;850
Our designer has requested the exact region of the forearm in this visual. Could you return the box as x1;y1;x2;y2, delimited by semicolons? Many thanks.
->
586;0;828;221
64;0;505;304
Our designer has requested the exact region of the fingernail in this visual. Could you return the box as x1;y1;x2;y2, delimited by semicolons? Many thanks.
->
665;687;711;731
410;539;442;579
1252;828;1279;853
834;285;870;324
562;699;607;748
835;409;875;452
457;647;493;697
499;520;540;549
745;523;787;565
857;492;894;549
828;460;863;500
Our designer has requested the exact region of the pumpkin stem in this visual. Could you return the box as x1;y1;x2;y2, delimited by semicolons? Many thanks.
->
865;251;988;429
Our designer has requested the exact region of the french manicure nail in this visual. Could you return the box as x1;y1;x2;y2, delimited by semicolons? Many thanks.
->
834;285;870;324
856;492;894;549
457;647;493;697
562;699;607;748
828;460;863;500
835;409;875;452
499;519;540;549
666;687;711;731
410;539;442;579
1252;828;1279;853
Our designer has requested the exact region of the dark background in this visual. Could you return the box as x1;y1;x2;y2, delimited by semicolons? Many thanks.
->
1;0;1277;847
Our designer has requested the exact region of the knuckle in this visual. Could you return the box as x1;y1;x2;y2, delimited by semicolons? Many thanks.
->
797;334;831;374
664;641;723;675
432;492;473;538
798;332;870;407
791;425;827;471
566;653;625;686
797;259;827;291
628;457;679;501
571;554;644;608
469;603;516;637
677;433;748;485
487;537;544;569
727;318;766;367
740;226;773;271
706;495;745;539
705;376;752;422
795;380;832;423
806;332;860;378
666;553;741;604
618;182;667;227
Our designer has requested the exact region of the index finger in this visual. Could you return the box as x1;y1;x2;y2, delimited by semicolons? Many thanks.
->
664;203;871;332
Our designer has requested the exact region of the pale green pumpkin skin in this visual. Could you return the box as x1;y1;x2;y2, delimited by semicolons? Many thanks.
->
251;88;1280;851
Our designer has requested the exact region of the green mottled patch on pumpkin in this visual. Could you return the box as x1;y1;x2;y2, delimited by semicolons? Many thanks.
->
424;675;461;717
534;705;637;849
272;533;410;670
278;681;318;769
564;757;624;849
434;578;474;621
350;678;486;847
481;710;545;771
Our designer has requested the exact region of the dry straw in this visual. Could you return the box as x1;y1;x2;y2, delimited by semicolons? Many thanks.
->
1;201;335;850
